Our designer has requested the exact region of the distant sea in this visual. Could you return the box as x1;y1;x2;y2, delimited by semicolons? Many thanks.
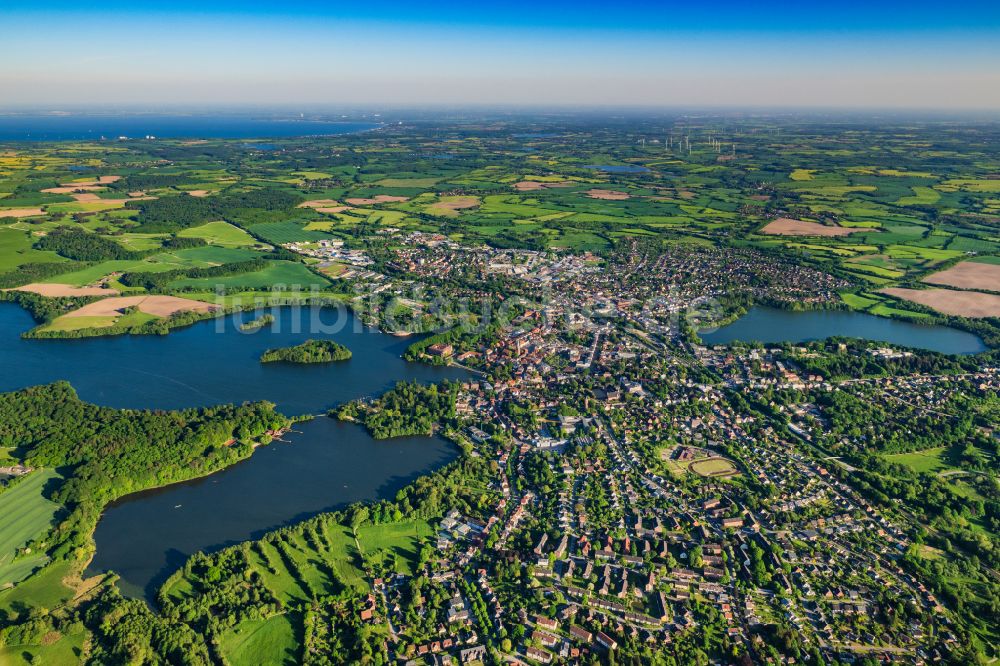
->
0;114;379;141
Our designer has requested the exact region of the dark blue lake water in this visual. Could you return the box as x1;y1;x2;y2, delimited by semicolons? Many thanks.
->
0;115;378;141
89;417;457;601
0;303;468;600
0;304;466;413
700;306;986;355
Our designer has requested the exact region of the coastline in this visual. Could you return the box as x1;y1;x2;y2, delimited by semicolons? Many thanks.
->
0;115;381;143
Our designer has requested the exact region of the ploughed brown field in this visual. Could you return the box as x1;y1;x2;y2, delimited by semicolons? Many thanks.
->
427;196;480;215
586;188;630;200
64;295;219;318
298;199;341;208
72;194;154;204
344;195;410;205
881;287;1000;318
10;283;120;297
298;199;351;214
514;180;575;191
922;261;1000;292
41;185;106;194
63;176;121;186
760;217;867;237
514;181;546;191
0;208;46;218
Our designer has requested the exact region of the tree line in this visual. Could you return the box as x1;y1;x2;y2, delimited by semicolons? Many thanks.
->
126;187;302;232
35;226;205;262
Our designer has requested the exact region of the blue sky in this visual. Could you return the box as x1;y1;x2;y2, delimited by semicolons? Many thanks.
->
2;1;999;108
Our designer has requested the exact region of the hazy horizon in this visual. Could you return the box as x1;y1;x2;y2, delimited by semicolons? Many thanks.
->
3;106;1000;120
2;0;999;109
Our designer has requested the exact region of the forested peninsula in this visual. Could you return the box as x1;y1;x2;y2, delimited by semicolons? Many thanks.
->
0;382;288;559
334;380;458;439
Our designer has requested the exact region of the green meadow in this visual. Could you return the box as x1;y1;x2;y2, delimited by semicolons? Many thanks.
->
169;261;332;291
0;470;63;587
178;221;261;247
218;614;300;666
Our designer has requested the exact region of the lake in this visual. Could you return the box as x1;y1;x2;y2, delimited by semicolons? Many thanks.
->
0;114;378;141
0;302;469;600
87;417;457;601
0;304;468;413
700;306;986;355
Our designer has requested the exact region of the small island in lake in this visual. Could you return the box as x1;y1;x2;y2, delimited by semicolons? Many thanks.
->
239;313;275;331
260;339;352;364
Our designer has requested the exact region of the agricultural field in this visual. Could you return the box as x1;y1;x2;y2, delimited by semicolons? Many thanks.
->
923;260;1000;292
218;613;300;666
38;260;165;287
182;289;348;309
168;261;331;291
0;114;999;666
0;228;65;271
34;295;218;334
881;287;1000;318
151;245;261;267
1;116;998;334
246;221;337;244
0;470;63;588
177;220;262;247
